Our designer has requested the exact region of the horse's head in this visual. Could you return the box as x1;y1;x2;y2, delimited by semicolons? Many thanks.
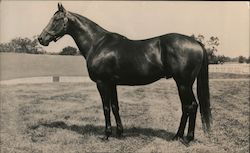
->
38;3;69;46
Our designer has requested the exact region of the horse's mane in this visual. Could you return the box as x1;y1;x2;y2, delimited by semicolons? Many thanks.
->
69;12;108;33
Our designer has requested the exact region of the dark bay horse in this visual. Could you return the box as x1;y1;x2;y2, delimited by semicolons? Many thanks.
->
38;3;212;144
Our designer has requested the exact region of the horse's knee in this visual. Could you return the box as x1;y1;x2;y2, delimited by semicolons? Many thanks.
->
111;104;116;110
103;106;110;115
111;104;119;112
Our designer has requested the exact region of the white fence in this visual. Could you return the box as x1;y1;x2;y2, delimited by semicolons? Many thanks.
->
209;64;249;74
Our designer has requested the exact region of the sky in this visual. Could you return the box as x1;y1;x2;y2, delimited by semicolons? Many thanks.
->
0;1;249;57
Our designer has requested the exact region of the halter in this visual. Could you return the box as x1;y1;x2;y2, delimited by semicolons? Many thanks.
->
44;16;68;42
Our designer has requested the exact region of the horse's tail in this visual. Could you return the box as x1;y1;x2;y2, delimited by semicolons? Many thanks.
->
197;42;212;133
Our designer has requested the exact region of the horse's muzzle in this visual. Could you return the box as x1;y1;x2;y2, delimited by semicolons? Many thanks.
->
38;37;49;46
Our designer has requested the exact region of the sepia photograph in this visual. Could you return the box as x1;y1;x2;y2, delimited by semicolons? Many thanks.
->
0;1;249;153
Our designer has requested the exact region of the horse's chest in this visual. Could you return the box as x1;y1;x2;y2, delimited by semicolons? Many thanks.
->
87;51;116;80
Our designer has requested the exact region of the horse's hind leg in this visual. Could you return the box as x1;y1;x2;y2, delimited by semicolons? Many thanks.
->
173;81;198;143
110;85;123;137
173;83;189;140
185;87;198;142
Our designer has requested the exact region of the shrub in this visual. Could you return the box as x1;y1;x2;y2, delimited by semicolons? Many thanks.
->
59;46;78;55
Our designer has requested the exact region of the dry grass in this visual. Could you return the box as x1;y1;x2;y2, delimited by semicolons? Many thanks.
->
0;79;249;153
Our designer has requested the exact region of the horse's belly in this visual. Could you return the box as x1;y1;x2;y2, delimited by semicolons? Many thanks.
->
88;67;166;85
116;77;162;85
114;70;165;85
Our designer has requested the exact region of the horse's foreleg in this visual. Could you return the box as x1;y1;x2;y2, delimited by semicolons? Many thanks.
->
97;82;112;140
110;85;123;137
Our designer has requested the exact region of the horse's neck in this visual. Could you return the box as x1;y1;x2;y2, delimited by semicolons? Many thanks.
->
67;12;107;58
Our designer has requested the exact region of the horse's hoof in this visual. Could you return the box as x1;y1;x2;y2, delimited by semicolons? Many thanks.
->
116;129;123;137
105;128;112;137
116;136;125;140
116;133;123;138
99;136;109;141
179;138;190;147
116;133;125;139
180;136;194;147
172;134;183;141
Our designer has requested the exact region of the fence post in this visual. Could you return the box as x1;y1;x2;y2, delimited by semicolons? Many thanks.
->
53;76;60;82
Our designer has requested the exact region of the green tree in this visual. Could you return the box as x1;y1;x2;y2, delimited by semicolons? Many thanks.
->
0;36;45;54
238;56;246;63
191;34;220;64
0;43;15;52
216;55;230;64
59;46;78;55
191;34;205;43
246;56;250;64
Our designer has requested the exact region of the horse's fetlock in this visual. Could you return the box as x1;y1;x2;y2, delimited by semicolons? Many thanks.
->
106;126;112;135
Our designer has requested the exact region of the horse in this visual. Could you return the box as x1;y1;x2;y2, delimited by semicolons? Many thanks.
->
38;3;212;144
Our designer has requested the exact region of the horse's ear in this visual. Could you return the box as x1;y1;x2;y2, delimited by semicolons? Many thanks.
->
58;3;66;12
58;3;62;10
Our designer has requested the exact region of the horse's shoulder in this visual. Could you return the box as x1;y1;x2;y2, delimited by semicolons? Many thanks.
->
87;33;119;63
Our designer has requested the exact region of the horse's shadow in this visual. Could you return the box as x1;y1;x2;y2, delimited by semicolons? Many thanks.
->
30;121;175;141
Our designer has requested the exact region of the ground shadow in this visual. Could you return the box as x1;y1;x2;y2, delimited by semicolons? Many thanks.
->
30;121;175;141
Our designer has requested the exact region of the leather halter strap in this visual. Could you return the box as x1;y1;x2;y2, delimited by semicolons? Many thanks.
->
44;16;68;42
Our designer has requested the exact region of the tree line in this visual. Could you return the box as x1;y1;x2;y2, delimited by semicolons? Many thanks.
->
0;36;46;54
0;36;80;56
0;35;249;63
191;34;250;64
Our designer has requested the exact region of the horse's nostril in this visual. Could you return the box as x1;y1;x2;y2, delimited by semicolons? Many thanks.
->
38;37;42;42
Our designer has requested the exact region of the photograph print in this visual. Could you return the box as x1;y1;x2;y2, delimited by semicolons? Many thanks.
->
0;1;249;153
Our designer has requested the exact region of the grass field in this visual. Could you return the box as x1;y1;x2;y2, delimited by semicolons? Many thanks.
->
1;78;249;153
